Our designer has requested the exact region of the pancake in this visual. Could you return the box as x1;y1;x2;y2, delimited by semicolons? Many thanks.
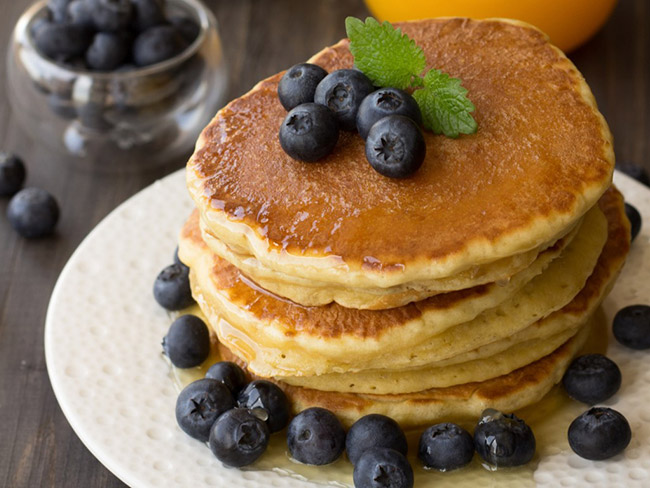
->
187;17;614;308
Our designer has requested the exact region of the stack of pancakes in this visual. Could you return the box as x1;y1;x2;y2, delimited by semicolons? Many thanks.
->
178;18;630;428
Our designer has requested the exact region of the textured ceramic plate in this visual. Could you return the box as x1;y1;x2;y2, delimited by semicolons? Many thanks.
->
46;170;650;488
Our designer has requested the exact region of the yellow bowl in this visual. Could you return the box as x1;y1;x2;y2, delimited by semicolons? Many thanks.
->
363;0;617;52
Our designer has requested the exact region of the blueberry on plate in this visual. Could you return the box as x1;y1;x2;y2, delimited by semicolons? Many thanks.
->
153;263;194;310
353;447;414;488
314;69;375;131
473;409;536;468
133;25;188;67
625;202;641;242
365;115;426;179
33;21;92;60
279;103;339;162
91;0;134;32
175;378;235;442
86;32;130;71
237;380;290;433
568;407;631;460
209;408;270;467
278;63;328;111
356;88;422;139
562;354;621;405
0;153;26;197
617;161;650;187
132;0;166;33
346;414;407;465
613;305;650;349
418;422;474;471
163;314;210;368
206;361;247;395
7;188;59;238
287;407;346;465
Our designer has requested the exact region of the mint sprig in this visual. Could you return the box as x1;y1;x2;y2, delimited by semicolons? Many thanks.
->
345;17;477;138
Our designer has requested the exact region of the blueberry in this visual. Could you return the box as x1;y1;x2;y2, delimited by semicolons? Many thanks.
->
206;361;247;395
353;447;414;488
209;408;270;466
346;414;407;465
473;409;536;467
365;115;426;179
175;378;235;442
568;407;631;460
90;0;133;32
169;15;200;44
33;21;92;60
613;305;650;349
7;188;59;238
153;263;194;310
237;380;290;433
132;0;166;32
625;202;641;242
67;0;94;29
418;422;474;471
314;69;375;131
0;153;26;197
356;88;422;139
30;17;51;39
562;354;621;405
48;0;73;22
133;25;188;67
287;407;346;465
163;314;210;368
278;63;328;111
86;32;130;71
279;103;339;162
617;161;650;187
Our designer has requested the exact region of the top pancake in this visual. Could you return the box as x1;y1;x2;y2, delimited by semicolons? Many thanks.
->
187;18;614;290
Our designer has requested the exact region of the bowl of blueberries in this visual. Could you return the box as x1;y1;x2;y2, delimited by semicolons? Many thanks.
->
6;0;228;172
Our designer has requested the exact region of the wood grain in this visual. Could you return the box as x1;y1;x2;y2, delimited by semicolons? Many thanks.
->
0;1;647;486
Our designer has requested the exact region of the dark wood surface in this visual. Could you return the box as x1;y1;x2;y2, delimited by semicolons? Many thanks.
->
0;1;648;487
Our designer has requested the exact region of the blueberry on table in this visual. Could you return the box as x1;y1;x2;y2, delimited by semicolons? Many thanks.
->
163;314;210;368
132;0;167;33
418;422;474;471
206;361;247;395
356;88;422;139
86;32;130;71
562;354;621;405
209;408;270;467
625;202;641;242
175;378;235;442
7;188;59;238
133;25;188;67
365;115;426;179
617;161;650;187
473;409;536;468
568;407;631;460
169;15;201;44
0;153;26;197
278;63;328;111
153;263;194;310
287;407;346;465
237;380;290;433
314;69;375;131
346;414;407;465
353;447;414;488
33;21;92;60
279;103;339;162
613;305;650;349
91;0;134;32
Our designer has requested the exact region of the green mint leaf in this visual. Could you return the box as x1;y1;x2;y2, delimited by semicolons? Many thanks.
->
412;69;477;138
345;17;426;90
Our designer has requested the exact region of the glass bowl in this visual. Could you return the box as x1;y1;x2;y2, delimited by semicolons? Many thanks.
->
6;0;228;172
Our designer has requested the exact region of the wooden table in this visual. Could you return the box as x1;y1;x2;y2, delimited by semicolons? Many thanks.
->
0;1;647;486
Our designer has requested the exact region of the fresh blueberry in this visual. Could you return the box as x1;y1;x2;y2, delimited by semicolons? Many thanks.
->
568;407;631;460
90;0;133;32
153;263;194;310
67;0;94;29
278;63;328;111
209;407;270;467
562;354;621;405
613;305;650;349
418;422;474;471
625;202;641;242
353;447;414;488
287;407;346;465
279;103;339;162
7;188;59;238
33;21;92;60
169;15;200;44
617;161;650;187
473;409;536;467
163;314;210;368
133;25;188;67
356;88;422;139
365;115;426;178
0;153;26;197
86;32;130;71
175;378;235;442
132;0;166;32
346;414;407;465
314;69;374;131
206;361;247;395
237;380;290;433
48;0;73;22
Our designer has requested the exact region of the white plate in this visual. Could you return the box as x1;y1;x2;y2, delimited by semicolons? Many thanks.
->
46;169;650;488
